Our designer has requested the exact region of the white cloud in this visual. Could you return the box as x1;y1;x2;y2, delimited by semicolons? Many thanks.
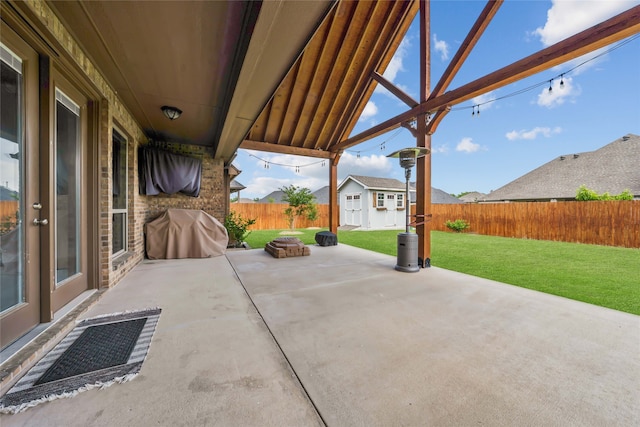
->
433;34;449;61
431;144;449;154
472;90;497;111
456;137;482;153
246;174;327;199
382;37;411;82
506;126;562;141
532;1;637;73
533;1;637;46
337;152;393;181
358;101;378;122
536;76;580;108
239;151;329;198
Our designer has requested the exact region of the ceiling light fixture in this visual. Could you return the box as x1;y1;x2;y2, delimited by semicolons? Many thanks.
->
161;105;182;120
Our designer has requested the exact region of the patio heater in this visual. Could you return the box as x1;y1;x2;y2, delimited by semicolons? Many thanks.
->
387;147;430;272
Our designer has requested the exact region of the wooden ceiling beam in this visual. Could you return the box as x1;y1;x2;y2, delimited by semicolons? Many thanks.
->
290;5;348;147
240;139;334;159
371;71;418;107
332;5;640;152
328;1;417;149
305;1;374;149
429;0;503;99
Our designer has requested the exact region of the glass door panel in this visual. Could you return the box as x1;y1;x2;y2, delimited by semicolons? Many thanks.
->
0;33;40;349
0;45;25;312
50;75;90;314
55;89;81;285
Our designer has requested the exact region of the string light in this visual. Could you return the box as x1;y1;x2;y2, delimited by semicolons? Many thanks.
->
242;34;638;172
451;33;639;116
345;128;402;155
249;153;327;172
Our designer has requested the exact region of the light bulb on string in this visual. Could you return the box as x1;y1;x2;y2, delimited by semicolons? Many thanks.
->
560;74;565;89
548;79;553;93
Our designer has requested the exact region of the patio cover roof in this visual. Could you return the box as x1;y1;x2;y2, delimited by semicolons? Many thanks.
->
47;1;640;163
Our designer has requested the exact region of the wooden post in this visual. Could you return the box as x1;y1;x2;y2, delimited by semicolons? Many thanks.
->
416;0;431;267
329;152;341;234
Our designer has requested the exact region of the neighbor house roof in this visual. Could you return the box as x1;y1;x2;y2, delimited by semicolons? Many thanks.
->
459;191;486;203
483;134;640;202
259;190;286;204
312;186;331;204
230;179;246;193
258;186;331;204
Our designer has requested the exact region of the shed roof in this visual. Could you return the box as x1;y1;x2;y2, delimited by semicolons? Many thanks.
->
339;175;406;191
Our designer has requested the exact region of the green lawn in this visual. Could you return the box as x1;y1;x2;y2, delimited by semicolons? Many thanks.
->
244;229;640;315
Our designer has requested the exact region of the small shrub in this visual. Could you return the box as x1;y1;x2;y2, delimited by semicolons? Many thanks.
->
576;185;634;201
615;189;634;201
445;219;470;233
224;211;256;247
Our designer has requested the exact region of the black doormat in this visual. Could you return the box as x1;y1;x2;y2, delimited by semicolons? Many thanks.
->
0;308;161;414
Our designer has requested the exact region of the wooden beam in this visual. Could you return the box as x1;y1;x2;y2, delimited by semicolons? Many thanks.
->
240;139;334;159
416;0;431;268
429;0;503;99
329;152;342;234
425;107;450;135
332;5;640;152
371;71;418;107
431;4;640;109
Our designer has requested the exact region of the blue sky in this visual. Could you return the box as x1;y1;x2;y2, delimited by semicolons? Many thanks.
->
235;0;640;200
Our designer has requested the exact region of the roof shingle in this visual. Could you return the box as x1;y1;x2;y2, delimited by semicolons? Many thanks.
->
483;134;640;201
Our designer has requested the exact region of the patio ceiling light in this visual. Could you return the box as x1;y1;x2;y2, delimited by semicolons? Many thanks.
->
161;105;182;120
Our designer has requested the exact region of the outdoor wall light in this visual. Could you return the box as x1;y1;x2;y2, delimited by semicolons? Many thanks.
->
161;105;182;120
387;146;430;272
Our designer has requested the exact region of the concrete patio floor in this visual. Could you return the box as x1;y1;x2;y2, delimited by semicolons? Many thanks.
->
1;244;638;426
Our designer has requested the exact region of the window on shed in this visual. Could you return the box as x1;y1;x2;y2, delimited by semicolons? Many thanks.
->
377;192;385;207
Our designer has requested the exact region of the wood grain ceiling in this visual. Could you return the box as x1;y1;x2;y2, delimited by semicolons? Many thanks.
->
242;1;419;159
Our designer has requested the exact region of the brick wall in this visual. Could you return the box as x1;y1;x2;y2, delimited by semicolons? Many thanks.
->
20;0;228;289
140;142;227;225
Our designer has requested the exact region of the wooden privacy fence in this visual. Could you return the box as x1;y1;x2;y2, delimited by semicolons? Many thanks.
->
422;200;639;248
0;201;20;233
232;201;639;248
231;203;330;230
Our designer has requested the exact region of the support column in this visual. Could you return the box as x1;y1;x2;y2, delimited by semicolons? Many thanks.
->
328;153;341;234
417;0;431;267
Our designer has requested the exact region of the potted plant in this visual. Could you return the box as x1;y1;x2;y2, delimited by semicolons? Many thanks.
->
224;211;256;248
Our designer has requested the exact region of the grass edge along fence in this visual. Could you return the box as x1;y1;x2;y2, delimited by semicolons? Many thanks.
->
231;200;640;248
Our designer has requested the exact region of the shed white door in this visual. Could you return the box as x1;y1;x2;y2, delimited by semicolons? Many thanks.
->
345;193;361;226
353;194;361;226
385;194;396;226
